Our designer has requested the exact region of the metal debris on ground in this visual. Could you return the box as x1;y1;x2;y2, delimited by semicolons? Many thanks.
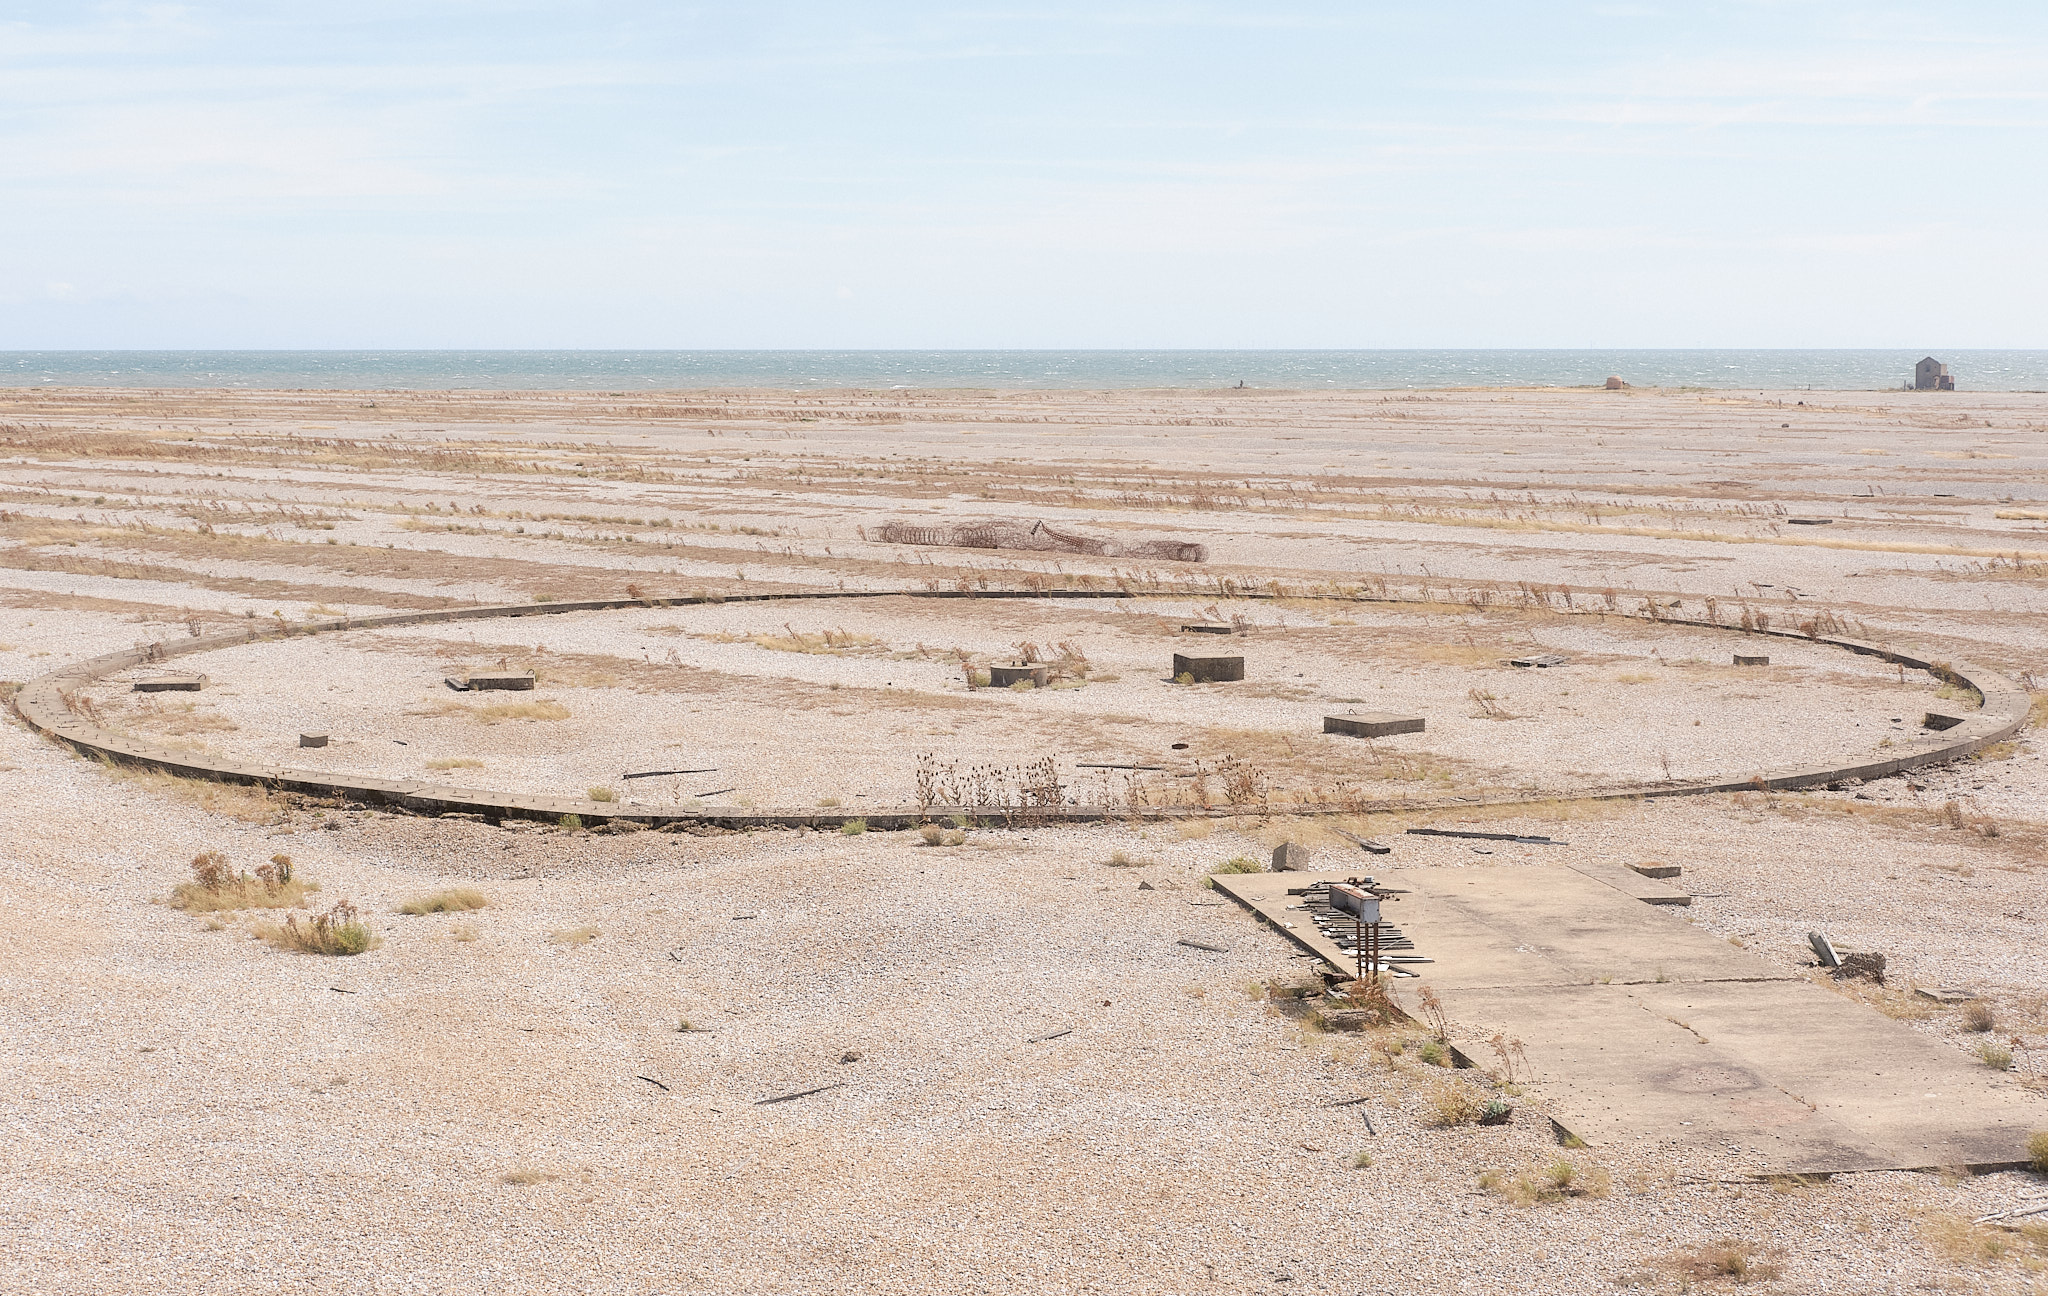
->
754;1082;846;1105
1333;829;1392;854
1177;938;1229;954
1284;878;1427;975
1807;931;1842;968
622;767;719;779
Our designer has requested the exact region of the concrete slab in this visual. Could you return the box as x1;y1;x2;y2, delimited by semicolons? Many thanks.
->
132;674;207;692
1215;867;2041;1173
988;664;1049;688
1325;713;1425;738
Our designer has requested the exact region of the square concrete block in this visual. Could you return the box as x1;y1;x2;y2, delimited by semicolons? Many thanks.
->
1324;713;1425;738
988;663;1050;688
1734;654;1770;667
1271;842;1311;871
1180;623;1234;635
299;732;329;748
1172;654;1243;683
133;673;207;692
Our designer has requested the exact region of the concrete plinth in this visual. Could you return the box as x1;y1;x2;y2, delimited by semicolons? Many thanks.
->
1324;713;1425;738
1735;654;1770;667
988;664;1050;688
1180;624;1234;635
1172;654;1243;683
1215;868;2039;1174
133;674;207;692
299;733;329;748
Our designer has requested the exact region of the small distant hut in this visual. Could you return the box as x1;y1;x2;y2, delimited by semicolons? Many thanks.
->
1913;357;1955;391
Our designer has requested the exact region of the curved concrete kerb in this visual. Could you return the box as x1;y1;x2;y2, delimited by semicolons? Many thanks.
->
10;589;2031;829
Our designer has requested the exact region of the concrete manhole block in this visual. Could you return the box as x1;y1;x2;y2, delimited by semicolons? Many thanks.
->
1734;654;1770;667
133;673;207;692
1172;653;1243;683
988;663;1050;688
446;671;537;692
1180;623;1234;635
299;732;329;748
1324;713;1425;739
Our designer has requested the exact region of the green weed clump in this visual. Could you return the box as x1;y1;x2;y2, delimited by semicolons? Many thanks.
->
840;818;868;835
398;889;489;915
170;852;314;912
2030;1129;2048;1173
1210;856;1263;876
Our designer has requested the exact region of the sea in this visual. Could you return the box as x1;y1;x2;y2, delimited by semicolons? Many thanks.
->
2;350;2045;392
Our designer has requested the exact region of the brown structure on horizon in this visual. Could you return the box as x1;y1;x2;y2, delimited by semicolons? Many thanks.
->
1914;356;1955;390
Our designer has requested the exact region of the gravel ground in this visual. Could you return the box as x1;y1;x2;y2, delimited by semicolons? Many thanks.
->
3;387;2046;1294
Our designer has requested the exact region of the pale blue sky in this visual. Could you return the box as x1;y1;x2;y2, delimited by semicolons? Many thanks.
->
2;2;2044;348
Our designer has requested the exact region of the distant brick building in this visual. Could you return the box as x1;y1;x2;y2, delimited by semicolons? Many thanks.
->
1914;357;1955;390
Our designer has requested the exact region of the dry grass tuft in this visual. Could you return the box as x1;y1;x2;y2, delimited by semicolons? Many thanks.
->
259;900;377;956
1422;1081;1487;1127
170;851;314;912
1661;1239;1782;1284
101;765;283;823
1922;1212;2048;1266
451;923;479;942
426;757;483;770
500;1168;557;1186
476;699;570;723
551;926;599;947
398;888;489;915
1480;1157;1613;1207
1962;1000;1996;1032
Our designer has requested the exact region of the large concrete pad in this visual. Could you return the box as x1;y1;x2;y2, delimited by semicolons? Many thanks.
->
1215;865;2042;1174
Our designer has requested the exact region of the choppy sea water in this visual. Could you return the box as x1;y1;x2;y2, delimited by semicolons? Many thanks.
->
3;350;2045;392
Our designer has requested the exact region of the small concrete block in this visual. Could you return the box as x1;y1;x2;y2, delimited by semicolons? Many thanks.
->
1324;713;1425;739
466;672;537;691
299;733;329;748
1172;653;1243;683
988;663;1050;688
1734;654;1770;667
1914;986;1978;1005
1271;842;1311;872
1923;712;1965;731
1180;623;1233;635
133;673;207;692
1630;863;1681;879
1808;931;1841;968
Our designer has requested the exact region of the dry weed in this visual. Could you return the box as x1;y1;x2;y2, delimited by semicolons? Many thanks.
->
1660;1239;1782;1284
260;900;377;956
426;757;483;770
551;926;599;947
169;851;313;912
1480;1157;1613;1207
398;888;488;915
1422;1081;1487;1127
